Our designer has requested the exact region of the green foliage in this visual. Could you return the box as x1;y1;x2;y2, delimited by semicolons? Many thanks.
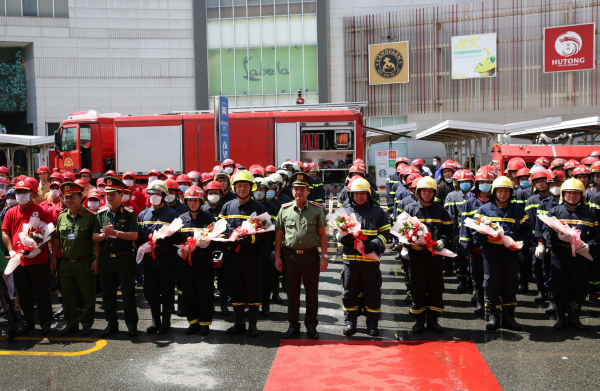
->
0;49;27;112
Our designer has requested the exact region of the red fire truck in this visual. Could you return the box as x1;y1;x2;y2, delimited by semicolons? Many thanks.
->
491;144;600;171
53;103;368;183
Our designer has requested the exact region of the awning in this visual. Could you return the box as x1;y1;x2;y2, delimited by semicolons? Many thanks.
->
508;116;600;142
416;120;505;142
363;123;416;146
0;134;55;146
0;134;56;177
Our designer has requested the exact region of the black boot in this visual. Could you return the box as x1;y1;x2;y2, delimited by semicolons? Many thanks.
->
185;323;200;335
158;320;171;334
272;284;284;304
567;301;590;331
501;306;522;331
545;301;556;315
474;288;485;316
486;306;501;331
226;306;246;335
471;291;477;305
426;311;444;333
261;299;271;317
220;296;231;316
147;318;161;334
176;291;186;317
553;301;567;330
535;283;548;303
456;277;467;293
248;306;260;337
412;313;426;334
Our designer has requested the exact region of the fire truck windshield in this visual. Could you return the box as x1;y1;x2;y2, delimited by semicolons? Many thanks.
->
61;127;77;152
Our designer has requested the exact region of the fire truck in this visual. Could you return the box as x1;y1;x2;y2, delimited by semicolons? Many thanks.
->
53;103;369;183
491;144;600;171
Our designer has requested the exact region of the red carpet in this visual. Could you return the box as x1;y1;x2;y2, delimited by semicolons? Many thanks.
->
264;340;501;391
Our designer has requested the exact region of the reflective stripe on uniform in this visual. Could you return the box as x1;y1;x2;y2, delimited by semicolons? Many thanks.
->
344;306;358;311
342;254;379;262
138;221;169;225
219;214;250;219
365;307;381;313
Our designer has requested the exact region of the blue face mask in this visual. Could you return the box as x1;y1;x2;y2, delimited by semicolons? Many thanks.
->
266;190;276;200
519;180;531;189
479;184;492;193
179;185;188;193
459;183;471;192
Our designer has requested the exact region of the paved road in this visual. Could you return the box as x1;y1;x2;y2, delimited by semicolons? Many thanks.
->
2;240;600;390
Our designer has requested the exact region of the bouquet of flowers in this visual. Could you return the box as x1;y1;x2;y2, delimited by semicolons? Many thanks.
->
136;217;184;264
537;214;592;260
4;216;55;275
175;219;229;265
327;208;379;261
391;212;456;258
463;216;523;250
212;212;275;242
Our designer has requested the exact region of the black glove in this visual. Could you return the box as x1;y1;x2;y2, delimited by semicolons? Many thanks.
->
155;237;168;247
340;234;355;246
235;234;253;246
363;242;376;253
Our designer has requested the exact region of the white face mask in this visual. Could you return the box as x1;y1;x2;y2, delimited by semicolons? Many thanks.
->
165;194;177;203
122;194;130;202
253;190;265;200
16;193;31;205
50;189;60;199
6;199;17;207
124;179;134;187
207;194;220;204
150;194;163;206
148;176;158;183
88;200;100;211
550;187;561;196
225;167;233;174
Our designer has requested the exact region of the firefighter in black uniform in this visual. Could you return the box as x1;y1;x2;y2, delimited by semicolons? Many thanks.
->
436;161;456;206
275;170;293;203
513;167;534;294
136;180;181;334
178;186;217;336
403;176;456;334
219;170;268;337
471;176;532;332
543;178;600;330
214;170;237;204
309;164;325;205
385;157;408;214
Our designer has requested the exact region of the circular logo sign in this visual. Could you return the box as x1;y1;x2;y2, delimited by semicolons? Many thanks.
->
555;31;583;58
378;169;387;178
374;48;403;78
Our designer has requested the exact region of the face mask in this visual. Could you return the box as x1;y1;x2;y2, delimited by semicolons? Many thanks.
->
253;191;265;200
266;190;276;200
191;180;198;186
98;186;106;194
165;194;177;203
459;183;472;192
6;199;17;207
150;195;163;206
88;200;100;211
225;167;233;174
207;194;220;204
50;189;60;198
433;161;438;167
16;193;30;205
445;177;453;183
122;194;130;202
124;179;134;187
478;184;492;193
149;176;158;183
550;187;561;196
179;185;188;193
519;180;531;189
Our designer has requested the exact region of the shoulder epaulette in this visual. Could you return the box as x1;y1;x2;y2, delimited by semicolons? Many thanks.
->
282;202;294;208
58;209;68;215
309;201;321;207
123;206;134;213
84;207;97;215
97;206;108;214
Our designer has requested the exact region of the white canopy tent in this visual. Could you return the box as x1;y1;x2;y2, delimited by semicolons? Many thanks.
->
363;123;417;167
508;116;600;145
0;134;55;177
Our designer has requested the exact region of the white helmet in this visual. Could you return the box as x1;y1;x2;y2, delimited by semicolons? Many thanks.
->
292;162;300;171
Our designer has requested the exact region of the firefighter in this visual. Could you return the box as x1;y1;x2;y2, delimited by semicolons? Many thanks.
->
219;170;268;337
85;190;103;212
214;170;237;203
513;167;534;294
275;170;293;203
535;157;550;169
176;174;192;195
187;171;201;187
513;168;532;208
40;180;62;211
0;166;9;181
573;165;592;203
472;176;532;331
581;156;599;169
136;180;181;334
338;165;379;207
78;169;95;197
543;178;599;330
164;179;188;216
385;157;409;213
550;158;567;173
36;166;51;200
411;158;430;177
309;164;325;205
265;165;277;176
122;171;146;211
250;165;266;179
436;161;456;206
266;173;284;210
222;158;236;175
534;170;566;315
403;176;456;333
390;165;411;209
201;180;230;316
178;186;217;336
586;161;600;199
353;158;380;202
335;178;390;337
460;170;494;315
446;169;474;291
563;160;580;178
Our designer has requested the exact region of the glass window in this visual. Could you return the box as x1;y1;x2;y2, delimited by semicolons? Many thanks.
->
369;117;382;128
262;46;276;94
290;45;303;94
235;47;249;95
303;0;316;14
234;18;247;47
248;18;261;46
54;0;68;17
207;0;219;19
247;47;262;95
38;0;53;16
221;19;234;47
22;0;37;16
46;122;60;136
382;117;395;127
208;49;222;95
261;17;275;46
250;95;263;106
395;116;407;125
303;14;317;44
275;16;289;44
289;15;302;45
304;45;318;93
289;2;302;15
80;125;91;148
207;20;220;48
61;127;77;152
275;46;290;93
0;0;6;16
221;48;235;95
6;0;21;16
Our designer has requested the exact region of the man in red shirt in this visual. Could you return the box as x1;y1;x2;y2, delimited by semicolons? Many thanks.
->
122;171;146;212
2;179;54;334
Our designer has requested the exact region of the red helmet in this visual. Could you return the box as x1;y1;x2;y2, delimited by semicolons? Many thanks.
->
581;156;599;166
549;170;566;183
474;171;495;182
534;157;550;167
211;165;222;173
201;172;214;183
550;158;567;170
406;173;423;188
122;171;136;180
148;169;160;177
250;166;265;177
222;159;235;166
187;171;201;180
74;179;85;187
87;190;101;200
49;180;61;189
572;165;591;177
353;158;365;166
0;177;9;186
235;163;241;168
591;161;600;174
507;160;526;172
176;174;191;184
96;177;106;186
348;165;366;178
63;172;76;181
402;166;419;178
395;157;409;166
0;166;9;175
411;158;425;167
165;178;179;191
105;170;117;178
439;161;456;173
15;179;32;190
36;166;50;174
531;169;552;182
395;163;407;173
457;170;475;182
164;168;175;175
184;185;205;201
452;169;463;181
515;168;530;179
205;180;224;194
589;151;600;159
80;168;92;176
265;165;277;174
50;172;64;182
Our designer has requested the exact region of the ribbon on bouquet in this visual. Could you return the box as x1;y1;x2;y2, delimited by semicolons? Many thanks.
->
352;231;369;258
181;236;196;266
570;228;583;258
147;234;156;260
423;233;438;257
15;240;34;266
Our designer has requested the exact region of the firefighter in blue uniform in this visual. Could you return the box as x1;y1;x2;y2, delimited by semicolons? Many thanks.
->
309;164;325;205
178;186;217;336
275;170;293;203
335;178;391;337
219;170;268;337
543;178;600;330
385;157;408;214
393;167;419;220
403;176;456;334
471;176;532;331
337;165;379;208
136;180;181;334
513;167;534;293
459;170;494;316
214;170;238;204
436;161;456;207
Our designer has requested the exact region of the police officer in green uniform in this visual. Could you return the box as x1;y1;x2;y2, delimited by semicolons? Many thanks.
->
275;172;328;340
50;182;100;336
92;178;140;337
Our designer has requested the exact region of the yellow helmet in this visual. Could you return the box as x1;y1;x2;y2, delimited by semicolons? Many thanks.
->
231;170;257;191
348;178;371;194
561;178;585;194
491;176;514;194
147;180;168;194
416;176;438;193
